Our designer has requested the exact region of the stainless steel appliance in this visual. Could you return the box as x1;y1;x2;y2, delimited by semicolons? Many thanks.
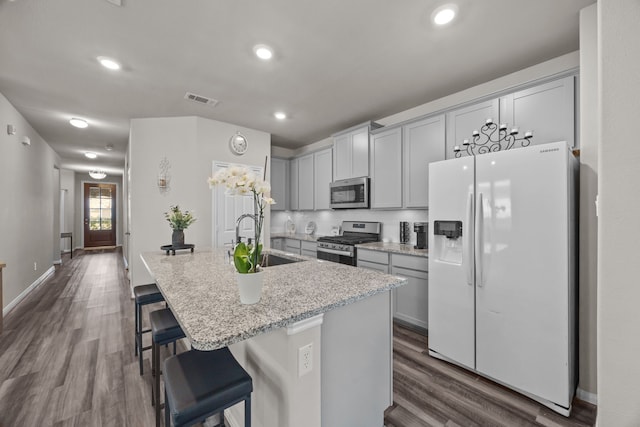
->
414;222;428;249
399;221;410;244
317;221;381;266
329;177;369;209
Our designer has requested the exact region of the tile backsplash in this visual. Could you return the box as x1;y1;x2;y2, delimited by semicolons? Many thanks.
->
272;209;428;245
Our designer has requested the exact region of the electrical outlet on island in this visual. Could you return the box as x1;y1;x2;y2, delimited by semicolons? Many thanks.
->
298;343;313;377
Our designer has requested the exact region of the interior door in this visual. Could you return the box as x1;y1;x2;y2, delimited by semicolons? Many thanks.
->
428;156;476;369
474;142;571;406
84;183;116;248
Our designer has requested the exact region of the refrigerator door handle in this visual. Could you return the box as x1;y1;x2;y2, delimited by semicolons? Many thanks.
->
465;192;474;286
475;192;484;287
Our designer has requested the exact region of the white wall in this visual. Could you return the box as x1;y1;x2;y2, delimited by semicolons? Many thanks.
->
0;92;61;310
597;0;640;425
129;116;271;287
578;4;598;403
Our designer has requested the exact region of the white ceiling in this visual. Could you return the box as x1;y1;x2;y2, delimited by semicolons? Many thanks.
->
0;0;594;175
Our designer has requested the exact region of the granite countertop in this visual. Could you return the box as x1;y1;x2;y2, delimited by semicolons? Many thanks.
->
270;232;324;242
356;242;429;258
140;248;406;351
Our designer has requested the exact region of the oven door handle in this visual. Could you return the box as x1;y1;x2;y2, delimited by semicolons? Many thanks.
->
317;247;352;257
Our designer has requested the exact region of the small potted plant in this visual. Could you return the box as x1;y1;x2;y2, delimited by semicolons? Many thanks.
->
164;205;196;247
208;166;275;304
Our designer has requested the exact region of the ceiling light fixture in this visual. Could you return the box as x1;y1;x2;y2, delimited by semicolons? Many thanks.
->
274;112;287;120
89;170;107;180
105;144;114;151
97;56;121;70
432;4;458;26
70;118;88;128
84;152;98;159
253;44;273;60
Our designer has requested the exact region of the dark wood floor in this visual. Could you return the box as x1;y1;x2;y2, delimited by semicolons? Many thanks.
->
385;324;597;427
0;249;597;427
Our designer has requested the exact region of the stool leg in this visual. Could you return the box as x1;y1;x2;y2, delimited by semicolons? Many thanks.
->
245;395;251;427
154;342;161;427
151;341;156;406
138;304;144;375
134;302;139;356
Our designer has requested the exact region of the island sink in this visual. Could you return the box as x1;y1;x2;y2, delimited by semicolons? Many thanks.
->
260;252;304;267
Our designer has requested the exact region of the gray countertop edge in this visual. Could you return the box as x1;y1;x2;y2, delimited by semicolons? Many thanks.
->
356;242;429;258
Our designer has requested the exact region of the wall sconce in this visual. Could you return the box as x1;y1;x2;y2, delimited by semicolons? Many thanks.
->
21;136;31;146
158;157;171;194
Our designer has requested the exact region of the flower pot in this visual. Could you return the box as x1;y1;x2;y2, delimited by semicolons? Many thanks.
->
172;230;185;247
237;271;264;304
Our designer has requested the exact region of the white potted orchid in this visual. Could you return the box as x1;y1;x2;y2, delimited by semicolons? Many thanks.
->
208;165;275;303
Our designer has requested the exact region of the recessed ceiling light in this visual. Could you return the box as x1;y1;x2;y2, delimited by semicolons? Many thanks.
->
253;44;273;60
97;56;121;70
84;152;98;159
432;4;458;26
274;112;287;120
70;118;88;128
105;144;114;151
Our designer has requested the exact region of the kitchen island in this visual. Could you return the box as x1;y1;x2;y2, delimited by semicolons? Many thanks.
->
141;248;406;427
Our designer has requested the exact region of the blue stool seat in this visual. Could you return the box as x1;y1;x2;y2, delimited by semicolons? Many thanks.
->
164;348;253;427
150;308;186;427
133;283;165;375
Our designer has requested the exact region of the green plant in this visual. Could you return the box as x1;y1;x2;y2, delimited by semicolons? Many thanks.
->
164;205;196;231
232;241;263;274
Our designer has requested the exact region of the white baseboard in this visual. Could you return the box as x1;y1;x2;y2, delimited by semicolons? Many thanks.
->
123;254;129;270
576;387;598;405
53;259;62;265
3;266;55;316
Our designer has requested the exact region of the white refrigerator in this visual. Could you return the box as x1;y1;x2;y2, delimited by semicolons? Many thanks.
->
428;141;577;416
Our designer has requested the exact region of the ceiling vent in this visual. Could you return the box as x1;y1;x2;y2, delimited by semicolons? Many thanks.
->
184;92;219;107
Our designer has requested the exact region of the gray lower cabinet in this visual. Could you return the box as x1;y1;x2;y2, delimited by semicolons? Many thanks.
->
357;249;389;273
284;238;301;255
390;254;428;332
271;238;285;251
301;241;317;258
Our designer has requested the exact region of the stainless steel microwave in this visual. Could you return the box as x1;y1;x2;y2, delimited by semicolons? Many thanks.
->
330;177;370;209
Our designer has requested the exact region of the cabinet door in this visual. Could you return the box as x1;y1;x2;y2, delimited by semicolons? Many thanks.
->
271;238;285;251
371;127;402;209
314;148;333;210
297;154;314;210
403;115;445;208
289;158;299;210
333;133;351;181
391;266;429;331
351;127;370;178
301;241;317;258
271;158;288;211
500;76;575;148
446;99;500;159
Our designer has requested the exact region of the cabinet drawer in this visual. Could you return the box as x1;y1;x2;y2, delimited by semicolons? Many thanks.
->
285;239;301;249
391;254;428;271
301;249;317;258
391;266;428;281
301;241;317;251
358;260;389;273
357;249;389;265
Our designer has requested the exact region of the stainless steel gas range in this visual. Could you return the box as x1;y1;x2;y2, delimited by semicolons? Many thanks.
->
316;221;382;266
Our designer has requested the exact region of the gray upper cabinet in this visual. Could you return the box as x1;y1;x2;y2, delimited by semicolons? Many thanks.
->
333;122;381;181
402;115;445;208
298;153;315;210
446;99;500;159
271;157;289;211
446;76;575;159
500;75;575;149
313;147;333;210
289;158;299;211
370;127;403;209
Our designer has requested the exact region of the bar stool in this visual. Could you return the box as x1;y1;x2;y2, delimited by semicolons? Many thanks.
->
163;348;253;427
133;283;165;375
150;308;186;427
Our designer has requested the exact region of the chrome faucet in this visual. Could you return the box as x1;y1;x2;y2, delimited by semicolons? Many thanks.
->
235;213;256;246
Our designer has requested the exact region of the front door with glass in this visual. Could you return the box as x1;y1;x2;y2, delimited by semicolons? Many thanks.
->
84;182;116;248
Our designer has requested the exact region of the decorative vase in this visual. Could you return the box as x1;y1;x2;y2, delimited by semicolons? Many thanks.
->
237;271;264;304
172;230;185;247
